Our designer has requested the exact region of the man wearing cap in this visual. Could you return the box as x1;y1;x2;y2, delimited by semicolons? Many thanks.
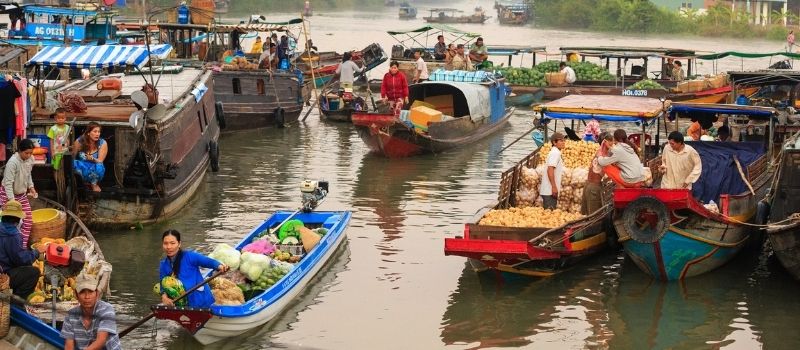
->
0;200;45;299
540;133;566;210
61;274;122;350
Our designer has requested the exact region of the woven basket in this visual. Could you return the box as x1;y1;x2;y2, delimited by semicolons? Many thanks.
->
0;273;10;338
30;209;66;247
545;72;567;86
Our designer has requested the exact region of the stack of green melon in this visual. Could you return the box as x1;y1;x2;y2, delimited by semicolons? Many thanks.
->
496;61;616;87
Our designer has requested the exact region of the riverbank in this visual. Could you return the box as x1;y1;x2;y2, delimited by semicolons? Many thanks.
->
535;0;790;41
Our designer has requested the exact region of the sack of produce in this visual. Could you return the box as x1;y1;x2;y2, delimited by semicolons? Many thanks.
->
208;243;241;270
545;72;567;86
242;239;276;256
160;276;187;307
239;252;272;281
539;140;599;169
210;277;245;305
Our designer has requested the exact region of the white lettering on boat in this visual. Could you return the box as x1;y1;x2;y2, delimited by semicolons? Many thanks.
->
282;266;304;288
621;89;648;97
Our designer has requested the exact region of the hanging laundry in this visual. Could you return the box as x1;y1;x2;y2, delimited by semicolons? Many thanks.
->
13;78;28;138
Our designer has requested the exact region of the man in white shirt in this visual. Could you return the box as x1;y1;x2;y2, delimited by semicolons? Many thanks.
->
539;132;566;209
413;50;429;83
560;62;576;84
660;131;702;189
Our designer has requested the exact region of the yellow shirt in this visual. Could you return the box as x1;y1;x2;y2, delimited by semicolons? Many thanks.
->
661;143;702;189
251;41;263;54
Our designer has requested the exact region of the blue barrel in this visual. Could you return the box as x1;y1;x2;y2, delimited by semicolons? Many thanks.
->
177;5;190;24
736;94;749;105
116;0;126;6
279;58;289;70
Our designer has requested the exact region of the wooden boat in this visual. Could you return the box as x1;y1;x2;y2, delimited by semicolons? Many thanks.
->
424;8;490;24
8;197;111;349
299;43;388;88
496;1;532;25
26;44;220;227
444;150;615;278
398;2;417;19
152;210;352;345
766;132;800;280
505;89;543;107
446;95;666;277
352;75;513;157
613;103;778;281
0;4;115;46
319;87;372;122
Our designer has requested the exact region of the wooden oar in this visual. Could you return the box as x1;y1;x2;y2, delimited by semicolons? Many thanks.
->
119;269;225;338
496;125;539;155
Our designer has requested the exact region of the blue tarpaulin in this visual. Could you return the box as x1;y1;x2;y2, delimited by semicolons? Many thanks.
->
669;104;776;121
542;111;656;123
689;141;765;204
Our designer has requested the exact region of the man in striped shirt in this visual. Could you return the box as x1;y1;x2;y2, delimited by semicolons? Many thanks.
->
61;275;122;350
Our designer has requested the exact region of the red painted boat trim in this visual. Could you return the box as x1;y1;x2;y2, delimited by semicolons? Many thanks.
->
679;246;719;279
613;188;735;224
653;241;668;281
152;306;213;334
444;237;562;261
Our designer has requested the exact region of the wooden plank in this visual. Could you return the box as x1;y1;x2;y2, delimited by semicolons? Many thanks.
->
32;105;137;122
63;89;121;102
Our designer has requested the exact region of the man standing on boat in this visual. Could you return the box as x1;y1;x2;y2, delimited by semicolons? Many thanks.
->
660;131;702;190
61;275;122;350
434;35;447;60
336;52;364;90
469;37;489;69
560;62;576;85
540;132;565;210
413;50;429;84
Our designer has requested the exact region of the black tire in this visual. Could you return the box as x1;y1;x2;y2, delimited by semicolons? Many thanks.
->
274;107;286;128
209;141;219;172
215;101;226;130
620;196;670;244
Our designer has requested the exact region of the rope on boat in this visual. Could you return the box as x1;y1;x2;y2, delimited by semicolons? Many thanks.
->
721;212;800;229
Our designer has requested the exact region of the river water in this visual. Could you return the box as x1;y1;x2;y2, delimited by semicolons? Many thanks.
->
92;1;800;349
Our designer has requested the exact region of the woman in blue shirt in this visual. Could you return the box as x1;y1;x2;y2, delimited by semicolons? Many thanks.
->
72;122;107;192
159;230;228;308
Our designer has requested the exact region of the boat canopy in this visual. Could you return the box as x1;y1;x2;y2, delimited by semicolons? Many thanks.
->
21;5;98;17
697;51;800;60
560;46;696;59
534;95;667;122
215;23;291;33
411;81;494;122
728;71;800;85
669;103;777;120
26;44;172;69
387;24;479;37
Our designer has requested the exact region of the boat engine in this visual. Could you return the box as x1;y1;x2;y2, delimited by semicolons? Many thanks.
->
300;180;329;212
43;243;86;327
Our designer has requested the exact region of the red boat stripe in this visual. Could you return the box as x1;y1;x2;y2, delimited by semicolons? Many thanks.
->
680;246;719;279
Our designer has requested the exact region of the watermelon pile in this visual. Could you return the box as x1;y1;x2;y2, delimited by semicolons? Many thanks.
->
496;61;616;87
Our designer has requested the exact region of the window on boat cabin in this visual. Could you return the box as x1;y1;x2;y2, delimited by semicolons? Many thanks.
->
257;78;265;95
202;104;209;127
232;78;242;94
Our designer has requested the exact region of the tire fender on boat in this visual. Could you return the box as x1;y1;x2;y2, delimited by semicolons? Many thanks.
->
215;101;226;130
209;141;220;172
620;196;669;244
274;107;286;128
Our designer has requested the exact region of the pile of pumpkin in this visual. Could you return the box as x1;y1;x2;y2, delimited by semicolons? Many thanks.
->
221;56;260;70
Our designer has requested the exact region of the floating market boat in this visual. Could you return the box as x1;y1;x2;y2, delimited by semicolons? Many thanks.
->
352;70;512;157
495;1;532;25
424;8;490;24
398;2;417;19
8;197;111;349
505;89;543;107
445;95;665;278
152;210;352;345
613;102;778;281
765;131;800;280
318;86;373;122
26;44;221;227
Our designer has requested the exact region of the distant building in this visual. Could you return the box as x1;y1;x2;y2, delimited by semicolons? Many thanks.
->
651;0;790;26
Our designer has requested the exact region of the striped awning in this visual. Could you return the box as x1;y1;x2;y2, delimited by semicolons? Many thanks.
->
26;44;173;69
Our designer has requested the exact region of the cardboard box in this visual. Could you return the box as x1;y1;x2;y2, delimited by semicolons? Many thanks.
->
688;79;709;92
423;95;454;116
409;106;443;133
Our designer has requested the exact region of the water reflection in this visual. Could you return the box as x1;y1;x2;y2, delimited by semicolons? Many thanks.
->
440;252;622;349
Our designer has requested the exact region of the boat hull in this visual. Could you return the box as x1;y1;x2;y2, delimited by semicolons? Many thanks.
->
153;211;352;344
766;140;800;279
213;70;304;131
613;186;763;281
352;110;512;157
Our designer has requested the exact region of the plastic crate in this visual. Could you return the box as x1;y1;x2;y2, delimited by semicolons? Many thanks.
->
275;244;304;256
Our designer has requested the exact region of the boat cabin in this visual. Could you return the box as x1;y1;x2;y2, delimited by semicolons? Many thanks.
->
0;5;116;45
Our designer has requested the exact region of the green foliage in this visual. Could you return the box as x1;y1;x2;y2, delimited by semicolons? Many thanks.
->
534;0;787;40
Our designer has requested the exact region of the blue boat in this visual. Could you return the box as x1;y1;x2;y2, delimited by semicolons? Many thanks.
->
613;103;777;281
1;4;116;46
153;210;352;345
